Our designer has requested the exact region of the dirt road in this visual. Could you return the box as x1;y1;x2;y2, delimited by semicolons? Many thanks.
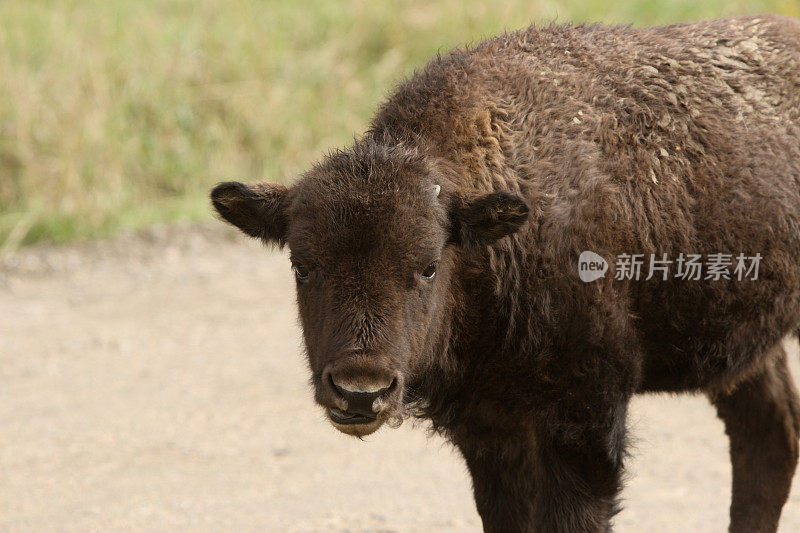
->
3;223;800;531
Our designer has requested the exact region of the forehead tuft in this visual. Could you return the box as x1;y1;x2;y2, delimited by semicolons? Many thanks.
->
293;142;443;216
301;142;429;194
287;142;448;259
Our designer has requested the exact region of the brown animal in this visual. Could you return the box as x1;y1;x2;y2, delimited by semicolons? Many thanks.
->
211;14;800;532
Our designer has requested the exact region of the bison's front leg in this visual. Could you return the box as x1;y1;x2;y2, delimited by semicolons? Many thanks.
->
456;401;629;533
455;430;540;532
531;406;628;533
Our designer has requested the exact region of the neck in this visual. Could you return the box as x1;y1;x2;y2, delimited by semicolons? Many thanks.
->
406;234;549;434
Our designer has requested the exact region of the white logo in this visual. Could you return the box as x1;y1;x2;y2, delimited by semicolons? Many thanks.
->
578;251;608;282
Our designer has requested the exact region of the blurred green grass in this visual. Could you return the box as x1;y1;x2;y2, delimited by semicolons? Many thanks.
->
1;0;798;249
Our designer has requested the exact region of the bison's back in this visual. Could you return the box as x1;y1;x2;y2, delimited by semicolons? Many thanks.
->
646;14;800;123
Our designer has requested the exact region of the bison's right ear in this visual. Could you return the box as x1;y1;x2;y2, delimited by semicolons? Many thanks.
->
210;181;289;244
449;192;530;247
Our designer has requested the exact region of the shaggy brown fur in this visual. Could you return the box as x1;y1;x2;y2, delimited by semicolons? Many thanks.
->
211;15;800;532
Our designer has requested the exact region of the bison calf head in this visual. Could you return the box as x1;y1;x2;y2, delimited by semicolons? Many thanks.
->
211;144;529;436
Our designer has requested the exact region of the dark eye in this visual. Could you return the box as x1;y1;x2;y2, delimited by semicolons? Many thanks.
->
292;262;309;281
421;261;438;280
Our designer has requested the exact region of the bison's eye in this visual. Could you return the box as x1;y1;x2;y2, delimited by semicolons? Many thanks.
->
292;262;309;281
421;261;438;281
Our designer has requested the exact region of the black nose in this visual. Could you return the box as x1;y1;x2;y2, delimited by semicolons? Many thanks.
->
331;380;393;416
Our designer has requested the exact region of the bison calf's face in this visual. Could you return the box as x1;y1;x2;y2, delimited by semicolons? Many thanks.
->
211;147;529;436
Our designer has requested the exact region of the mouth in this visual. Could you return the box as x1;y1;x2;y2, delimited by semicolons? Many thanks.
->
328;407;375;425
327;408;385;436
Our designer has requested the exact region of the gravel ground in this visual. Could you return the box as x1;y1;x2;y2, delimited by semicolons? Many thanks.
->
2;223;800;532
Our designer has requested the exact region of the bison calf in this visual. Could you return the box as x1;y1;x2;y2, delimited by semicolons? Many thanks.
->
211;15;800;532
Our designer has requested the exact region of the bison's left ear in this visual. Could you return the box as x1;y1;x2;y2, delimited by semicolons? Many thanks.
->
210;181;289;245
450;192;530;246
